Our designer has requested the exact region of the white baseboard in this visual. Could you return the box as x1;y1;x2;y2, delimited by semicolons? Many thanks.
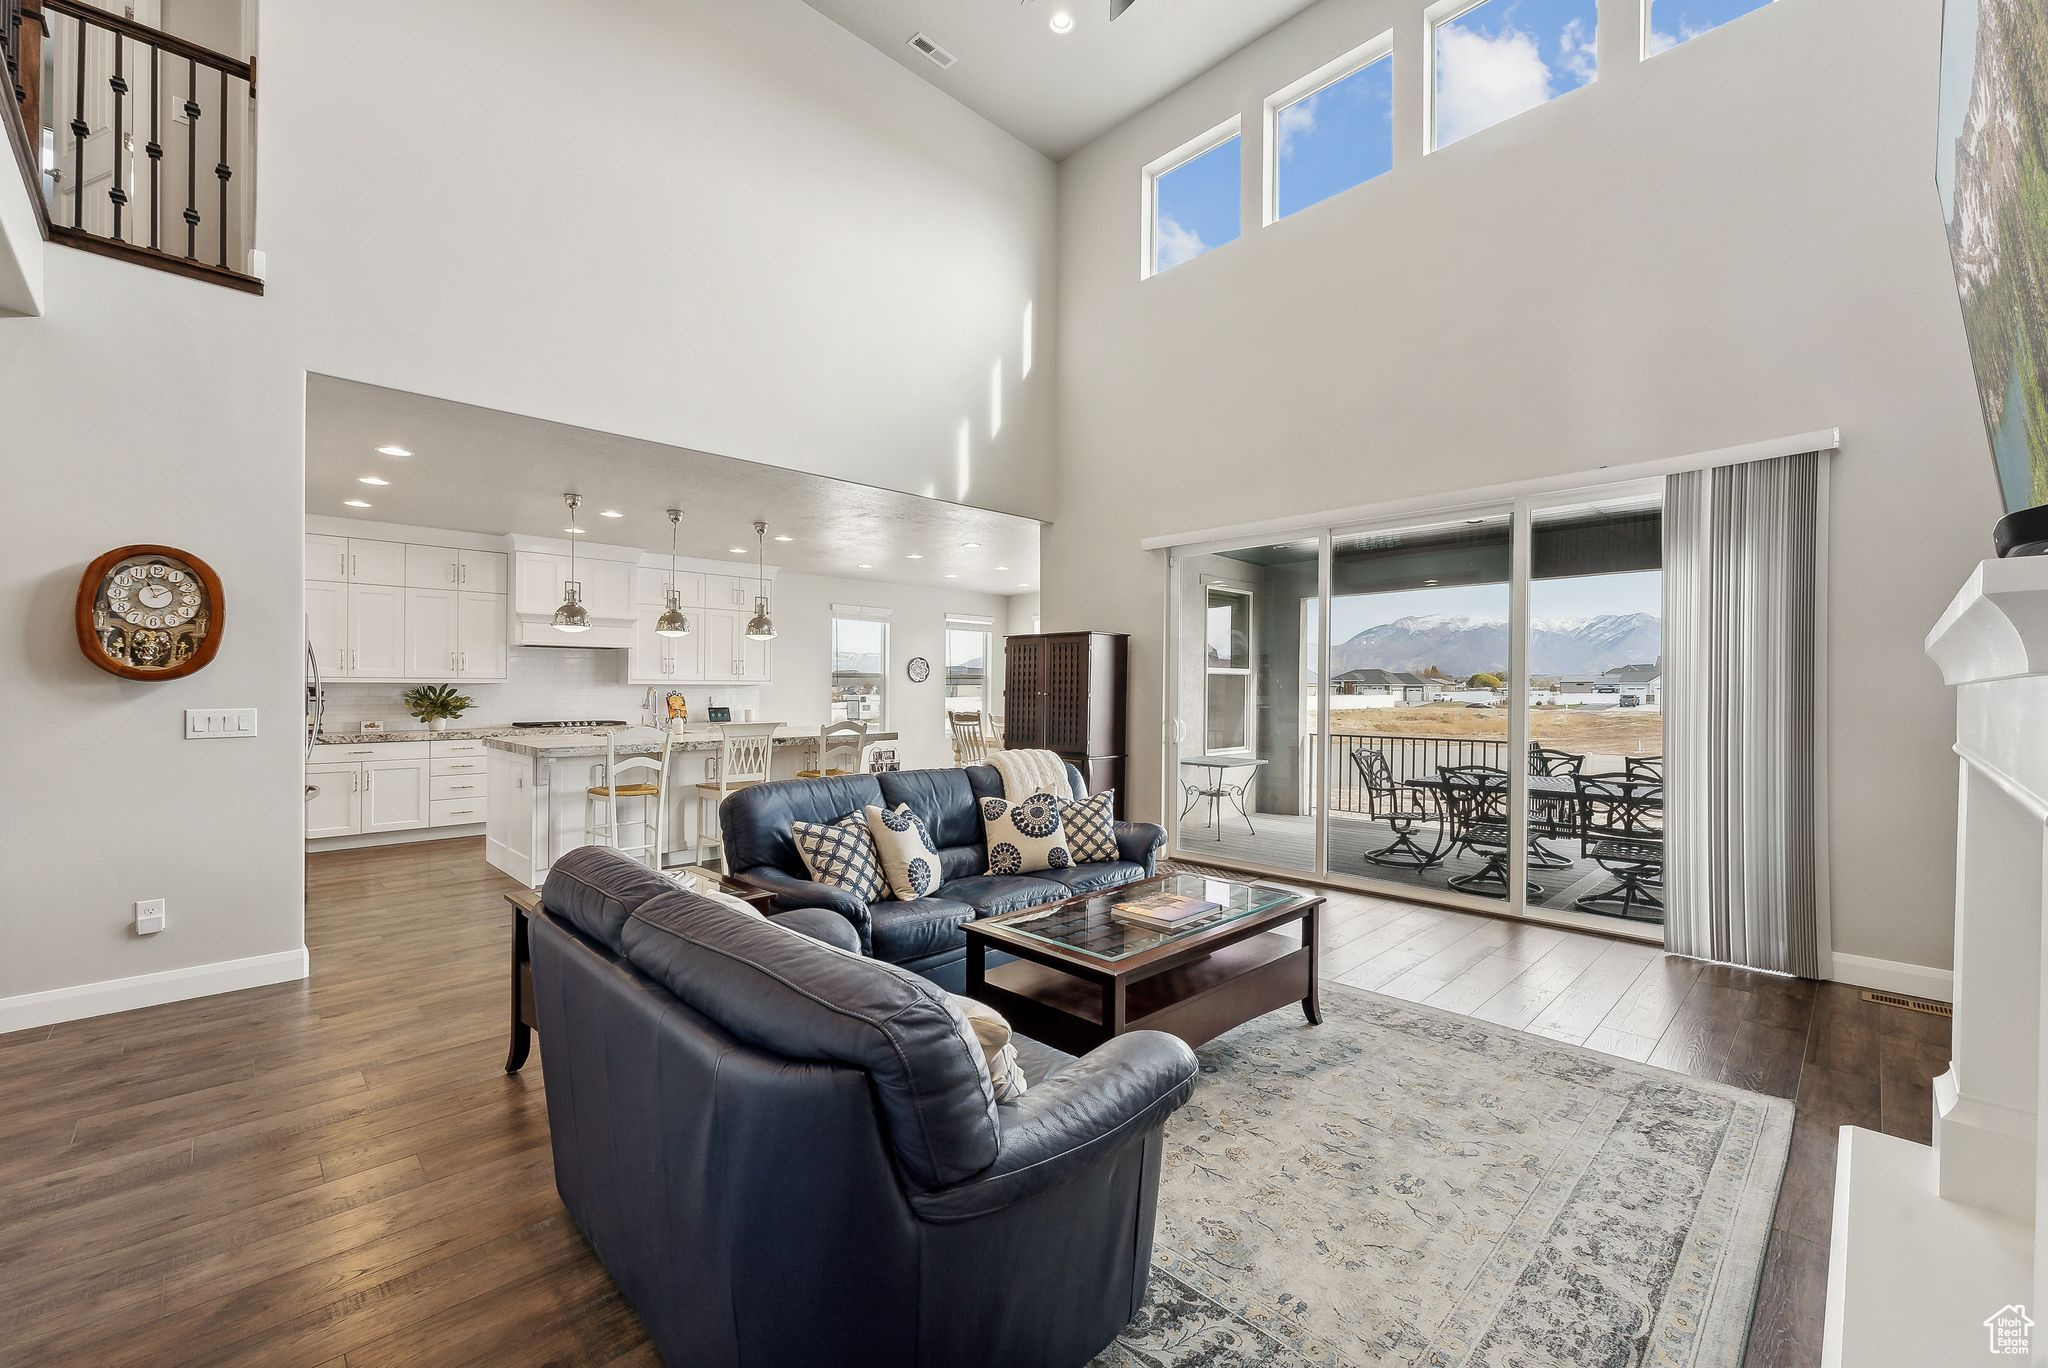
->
306;824;479;853
0;947;310;1036
1827;952;1954;1004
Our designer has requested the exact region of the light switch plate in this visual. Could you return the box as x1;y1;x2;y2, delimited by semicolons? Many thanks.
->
185;708;258;738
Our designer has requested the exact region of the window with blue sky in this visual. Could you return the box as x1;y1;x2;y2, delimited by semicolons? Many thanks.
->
1646;0;1776;54
1431;0;1599;150
1151;131;1241;275
1272;48;1395;221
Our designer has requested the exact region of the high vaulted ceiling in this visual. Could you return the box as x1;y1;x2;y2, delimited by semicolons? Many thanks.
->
800;0;1321;159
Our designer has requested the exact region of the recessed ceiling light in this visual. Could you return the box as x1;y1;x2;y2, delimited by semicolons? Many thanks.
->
857;563;873;569
944;573;958;579
375;445;412;457
599;509;624;518
773;534;793;542
1423;578;1440;586
906;553;924;560
564;527;586;535
343;499;372;508
729;547;747;554
961;542;981;549
994;565;1010;571
1049;10;1074;34
1017;582;1030;588
357;475;389;486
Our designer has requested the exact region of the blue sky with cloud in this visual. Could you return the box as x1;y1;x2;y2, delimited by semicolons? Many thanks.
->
1277;55;1396;219
1433;0;1599;147
1647;0;1778;56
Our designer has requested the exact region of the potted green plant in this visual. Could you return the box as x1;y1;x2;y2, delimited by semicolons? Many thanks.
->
401;683;476;733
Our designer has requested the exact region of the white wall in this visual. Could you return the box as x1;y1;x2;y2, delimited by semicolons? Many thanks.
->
1047;0;1989;978
0;0;1055;1018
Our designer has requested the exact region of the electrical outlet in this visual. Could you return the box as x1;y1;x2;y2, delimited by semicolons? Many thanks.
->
135;898;166;935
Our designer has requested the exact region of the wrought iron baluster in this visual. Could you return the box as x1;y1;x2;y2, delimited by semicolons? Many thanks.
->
107;32;123;239
214;64;226;266
6;0;21;109
146;41;158;249
182;54;197;258
69;8;82;228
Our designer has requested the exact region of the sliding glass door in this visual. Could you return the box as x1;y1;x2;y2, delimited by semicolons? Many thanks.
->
1166;481;1664;934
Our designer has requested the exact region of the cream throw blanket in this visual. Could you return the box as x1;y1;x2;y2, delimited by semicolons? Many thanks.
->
986;748;1072;800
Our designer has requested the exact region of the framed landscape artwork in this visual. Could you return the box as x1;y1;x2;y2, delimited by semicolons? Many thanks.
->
1937;0;2048;516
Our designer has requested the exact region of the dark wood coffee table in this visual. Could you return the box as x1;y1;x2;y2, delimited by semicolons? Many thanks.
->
964;873;1323;1056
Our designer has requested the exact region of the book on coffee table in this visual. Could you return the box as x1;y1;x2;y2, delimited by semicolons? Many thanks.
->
1110;890;1222;929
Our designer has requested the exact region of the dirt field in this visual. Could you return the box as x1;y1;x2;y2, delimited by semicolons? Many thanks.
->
1328;703;1663;758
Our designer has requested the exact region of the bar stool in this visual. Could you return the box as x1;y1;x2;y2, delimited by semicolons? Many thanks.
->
797;720;869;778
585;727;673;870
694;722;779;868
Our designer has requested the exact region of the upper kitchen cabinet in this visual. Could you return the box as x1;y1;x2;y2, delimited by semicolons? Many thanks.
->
307;534;349;582
407;544;508;594
305;522;510;681
635;566;705;609
346;539;408;586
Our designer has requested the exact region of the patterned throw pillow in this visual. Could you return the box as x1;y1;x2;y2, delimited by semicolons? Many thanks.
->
791;814;887;904
1063;790;1118;864
863;804;946;901
980;792;1072;875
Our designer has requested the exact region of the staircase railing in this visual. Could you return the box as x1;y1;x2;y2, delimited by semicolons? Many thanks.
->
33;0;259;291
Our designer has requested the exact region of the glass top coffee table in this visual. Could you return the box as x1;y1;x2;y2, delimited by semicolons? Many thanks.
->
964;871;1324;1055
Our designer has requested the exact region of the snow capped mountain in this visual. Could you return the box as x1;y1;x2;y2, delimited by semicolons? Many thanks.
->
1332;612;1659;678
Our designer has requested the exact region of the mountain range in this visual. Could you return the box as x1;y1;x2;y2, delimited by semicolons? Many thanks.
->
1329;612;1660;679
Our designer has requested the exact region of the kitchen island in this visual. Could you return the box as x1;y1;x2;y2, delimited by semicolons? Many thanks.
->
483;727;898;886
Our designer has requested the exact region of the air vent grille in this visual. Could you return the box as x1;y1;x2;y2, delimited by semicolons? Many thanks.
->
1860;989;1953;1018
907;32;957;69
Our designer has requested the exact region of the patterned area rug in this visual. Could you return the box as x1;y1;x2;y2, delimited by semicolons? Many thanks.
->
1094;983;1793;1368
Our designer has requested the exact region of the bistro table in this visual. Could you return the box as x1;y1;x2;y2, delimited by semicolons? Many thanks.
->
1178;755;1268;839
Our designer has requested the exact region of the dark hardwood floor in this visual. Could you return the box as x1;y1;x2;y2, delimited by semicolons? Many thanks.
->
0;838;1948;1366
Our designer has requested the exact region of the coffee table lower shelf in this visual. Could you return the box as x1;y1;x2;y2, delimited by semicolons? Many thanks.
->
971;928;1317;1057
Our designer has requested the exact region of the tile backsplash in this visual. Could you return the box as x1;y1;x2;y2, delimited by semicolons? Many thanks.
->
317;647;762;734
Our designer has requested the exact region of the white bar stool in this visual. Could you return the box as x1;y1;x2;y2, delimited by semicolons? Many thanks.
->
694;722;779;869
797;720;869;778
584;727;672;869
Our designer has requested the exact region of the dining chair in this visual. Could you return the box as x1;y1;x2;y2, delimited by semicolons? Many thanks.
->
1436;765;1538;900
950;711;991;766
1571;774;1665;921
797;719;868;778
1525;743;1584;869
1625;754;1664;782
584;726;673;870
1350;748;1440;869
693;722;780;868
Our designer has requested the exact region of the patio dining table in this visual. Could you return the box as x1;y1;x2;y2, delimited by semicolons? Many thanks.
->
1386;772;1664;871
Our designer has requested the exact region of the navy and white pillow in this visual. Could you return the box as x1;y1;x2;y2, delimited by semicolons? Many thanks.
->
863;803;945;901
980;792;1072;875
1063;790;1119;864
791;813;888;904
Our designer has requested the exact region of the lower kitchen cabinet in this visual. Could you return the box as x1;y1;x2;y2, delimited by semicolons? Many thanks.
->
306;740;491;839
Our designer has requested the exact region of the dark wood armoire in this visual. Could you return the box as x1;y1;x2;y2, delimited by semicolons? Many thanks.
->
1003;631;1127;797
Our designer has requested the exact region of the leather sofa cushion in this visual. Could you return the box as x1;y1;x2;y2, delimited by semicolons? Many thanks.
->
870;897;977;963
877;768;985;851
1036;861;1148;895
720;773;885;880
620;887;1001;1191
542;846;680;953
1010;1034;1075;1092
942;874;1071;916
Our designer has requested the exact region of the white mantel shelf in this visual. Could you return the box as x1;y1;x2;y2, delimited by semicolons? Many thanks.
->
1823;558;2042;1366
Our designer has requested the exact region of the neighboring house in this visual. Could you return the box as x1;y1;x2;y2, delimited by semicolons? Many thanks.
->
1333;669;1442;704
1600;663;1662;707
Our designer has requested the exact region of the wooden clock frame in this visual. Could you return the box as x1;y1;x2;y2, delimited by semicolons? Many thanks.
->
75;544;225;681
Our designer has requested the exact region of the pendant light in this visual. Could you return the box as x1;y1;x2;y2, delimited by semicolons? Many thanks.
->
655;508;691;637
552;493;590;633
745;520;777;641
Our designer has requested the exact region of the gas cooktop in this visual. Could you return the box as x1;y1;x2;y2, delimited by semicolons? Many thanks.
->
509;719;630;729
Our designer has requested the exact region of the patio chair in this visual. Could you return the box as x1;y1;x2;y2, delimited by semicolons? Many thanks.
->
1350;748;1440;869
1525;743;1583;868
1571;774;1665;921
1625;754;1664;782
1437;766;1538;900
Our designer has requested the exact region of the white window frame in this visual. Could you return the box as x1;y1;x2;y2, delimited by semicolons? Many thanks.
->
1640;0;1777;61
1423;0;1597;154
1262;31;1395;227
1203;582;1256;756
943;615;994;733
830;608;891;729
1140;115;1243;280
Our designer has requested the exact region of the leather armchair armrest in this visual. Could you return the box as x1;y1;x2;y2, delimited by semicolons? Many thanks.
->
908;1031;1197;1224
731;868;873;954
1115;821;1166;873
770;906;863;954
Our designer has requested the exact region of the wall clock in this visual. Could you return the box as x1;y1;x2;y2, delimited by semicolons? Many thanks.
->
906;656;931;683
75;544;224;680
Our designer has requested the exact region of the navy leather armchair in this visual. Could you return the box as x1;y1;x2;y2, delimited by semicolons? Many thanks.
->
719;763;1165;988
531;848;1199;1368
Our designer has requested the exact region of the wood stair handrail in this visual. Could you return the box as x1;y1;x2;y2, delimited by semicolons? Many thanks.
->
40;0;249;81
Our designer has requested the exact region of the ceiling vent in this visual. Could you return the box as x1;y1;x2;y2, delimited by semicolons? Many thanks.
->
906;32;957;69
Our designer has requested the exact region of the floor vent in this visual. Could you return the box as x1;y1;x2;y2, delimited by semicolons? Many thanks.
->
1860;989;1953;1018
907;32;957;69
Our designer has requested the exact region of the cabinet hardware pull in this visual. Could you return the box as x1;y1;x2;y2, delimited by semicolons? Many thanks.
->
352;554;358;577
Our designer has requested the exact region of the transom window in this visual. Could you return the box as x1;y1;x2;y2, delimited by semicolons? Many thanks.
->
1645;0;1776;55
1265;36;1395;224
1144;118;1242;278
1427;0;1599;151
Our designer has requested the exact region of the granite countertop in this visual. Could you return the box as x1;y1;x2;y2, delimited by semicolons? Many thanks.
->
484;728;899;759
315;725;596;745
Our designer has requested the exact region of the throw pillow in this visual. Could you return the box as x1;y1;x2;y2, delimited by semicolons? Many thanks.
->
790;814;888;904
660;868;765;916
1063;790;1119;864
980;792;1072;875
947;993;1028;1102
863;803;945;901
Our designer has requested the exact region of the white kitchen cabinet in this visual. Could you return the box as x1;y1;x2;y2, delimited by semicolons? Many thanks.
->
739;626;772;683
704;573;753;609
306;534;349;582
458;592;508;678
405;545;462;588
459;550;507;595
404;588;460;676
348;584;408;677
362;759;431;832
635;566;704;609
347;539;408;586
628;612;708;684
700;609;739;681
305;579;349;679
304;764;362;838
585;560;633;620
515;551;565;618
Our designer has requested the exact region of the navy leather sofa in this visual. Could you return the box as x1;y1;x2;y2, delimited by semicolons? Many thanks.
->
530;847;1199;1368
719;763;1165;989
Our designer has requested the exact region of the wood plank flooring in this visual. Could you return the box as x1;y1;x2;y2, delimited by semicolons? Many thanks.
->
0;838;1948;1367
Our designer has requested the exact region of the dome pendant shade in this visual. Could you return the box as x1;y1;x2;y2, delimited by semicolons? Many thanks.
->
656;590;691;638
552;580;590;632
745;519;776;640
746;596;776;641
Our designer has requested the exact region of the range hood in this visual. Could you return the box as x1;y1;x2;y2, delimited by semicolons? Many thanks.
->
509;533;636;649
